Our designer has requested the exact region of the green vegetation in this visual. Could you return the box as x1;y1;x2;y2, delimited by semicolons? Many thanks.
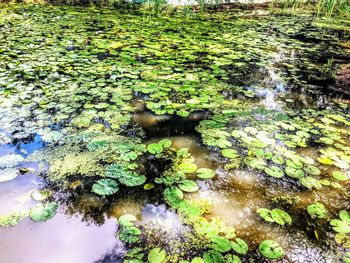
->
0;2;349;262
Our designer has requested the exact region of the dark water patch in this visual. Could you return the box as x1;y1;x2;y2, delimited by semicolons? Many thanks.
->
133;111;209;138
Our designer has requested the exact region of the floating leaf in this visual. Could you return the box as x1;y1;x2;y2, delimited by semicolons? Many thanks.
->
332;171;348;181
178;180;199;192
259;240;284;260
285;167;304;179
179;162;198;174
211;236;231;253
203;250;224;263
148;248;166;263
330;219;350;233
92;179;119;196
118;214;137;227
158;139;172;148
105;164;146;186
231;238;248;255
264;166;284;178
221;149;238;159
303;165;321;175
0;211;28;227
29;202;58;222
257;208;274;223
191;258;204;263
307;202;327;219
299;176;322;189
271;209;292;225
147;143;163;154
119;226;142;243
196;168;215;179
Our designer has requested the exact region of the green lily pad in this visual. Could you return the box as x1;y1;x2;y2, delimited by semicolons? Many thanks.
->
303;165;321;175
231;238;248;255
147;143;163;154
158;139;172;148
118;214;137;227
119;226;142;243
203;250;224;263
332;171;348;181
271;209;292;225
307;202;327;219
179;162;198;174
92;179;119;196
257;208;274;223
196;168;215;179
285;167;304;179
148;247;167;263
221;149;238;159
259;240;284;260
330;219;350;233
264;166;284;178
299;176;322;189
29;202;59;222
178;180;199;192
244;157;266;170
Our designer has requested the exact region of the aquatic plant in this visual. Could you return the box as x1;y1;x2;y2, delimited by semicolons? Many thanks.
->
0;211;28;227
92;179;119;196
29;202;59;222
307;202;327;219
259;240;284;260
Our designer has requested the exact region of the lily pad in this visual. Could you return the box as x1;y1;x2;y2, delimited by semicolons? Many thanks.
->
148;247;167;263
231;238;248;255
196;168;215;179
118;214;137;227
271;209;292;225
147;143;163;154
92;179;119;196
259;240;284;260
221;149;238;159
211;236;232;253
29;202;59;222
178;180;199;192
179;162;198;174
332;171;348;181
307;202;327;219
285;167;304;179
264;166;284;178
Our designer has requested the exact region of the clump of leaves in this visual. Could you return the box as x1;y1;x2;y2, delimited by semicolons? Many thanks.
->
0;211;28;227
118;214;142;244
105;164;146;187
257;208;292;226
330;210;350;233
147;139;172;155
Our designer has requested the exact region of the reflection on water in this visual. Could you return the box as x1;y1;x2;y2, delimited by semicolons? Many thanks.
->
0;213;119;263
142;204;183;232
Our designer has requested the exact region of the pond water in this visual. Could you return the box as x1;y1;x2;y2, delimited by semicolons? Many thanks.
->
0;4;350;263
